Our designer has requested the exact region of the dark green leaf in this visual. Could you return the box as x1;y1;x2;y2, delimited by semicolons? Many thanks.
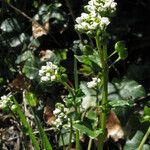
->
16;51;33;64
22;57;40;80
108;78;146;101
59;128;71;146
1;18;21;33
115;41;128;60
9;33;29;47
123;131;150;150
73;123;102;139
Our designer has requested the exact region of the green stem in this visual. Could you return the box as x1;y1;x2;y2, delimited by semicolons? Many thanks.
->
76;129;81;150
74;45;79;90
69;117;73;150
73;40;81;150
87;138;93;150
138;126;150;150
95;35;108;150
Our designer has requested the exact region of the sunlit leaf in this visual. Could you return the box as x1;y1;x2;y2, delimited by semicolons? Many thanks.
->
0;18;21;33
24;91;38;107
9;33;29;47
16;50;33;64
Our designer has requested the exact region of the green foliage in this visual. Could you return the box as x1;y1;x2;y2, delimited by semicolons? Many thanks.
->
108;78;146;101
115;41;128;60
74;123;102;139
24;91;38;107
12;96;41;150
1;18;22;33
22;57;40;80
141;106;150;123
123;131;150;150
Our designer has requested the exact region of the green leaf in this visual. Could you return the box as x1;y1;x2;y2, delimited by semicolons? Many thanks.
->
1;18;21;33
59;128;71;146
142;106;150;122
16;50;33;64
22;57;40;80
32;110;53;150
87;110;97;121
115;41;128;60
75;51;101;68
9;33;29;47
123;131;150;150
82;45;93;55
33;4;51;23
73;123;102;139
144;106;150;116
109;99;133;107
24;91;38;107
108;78;146;101
75;55;92;66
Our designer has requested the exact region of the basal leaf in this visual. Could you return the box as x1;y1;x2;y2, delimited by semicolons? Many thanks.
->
108;78;146;101
16;50;33;64
1;18;21;33
22;57;40;80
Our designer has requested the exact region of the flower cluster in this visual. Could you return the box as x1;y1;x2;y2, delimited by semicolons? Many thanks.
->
0;95;15;110
87;77;101;88
75;0;117;35
52;103;68;128
39;62;58;82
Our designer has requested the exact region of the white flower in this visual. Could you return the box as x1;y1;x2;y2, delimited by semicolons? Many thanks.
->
0;95;13;109
39;69;44;76
46;72;51;77
75;0;117;35
100;17;110;28
41;76;49;81
0;100;7;109
50;75;56;81
76;17;82;24
53;108;61;115
39;61;58;82
87;77;101;88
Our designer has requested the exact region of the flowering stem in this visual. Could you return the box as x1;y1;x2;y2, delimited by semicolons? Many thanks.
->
96;34;108;150
73;43;81;150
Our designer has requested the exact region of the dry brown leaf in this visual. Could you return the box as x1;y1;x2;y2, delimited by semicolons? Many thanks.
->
9;75;31;92
106;111;124;142
43;105;55;125
32;21;49;38
39;49;54;61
